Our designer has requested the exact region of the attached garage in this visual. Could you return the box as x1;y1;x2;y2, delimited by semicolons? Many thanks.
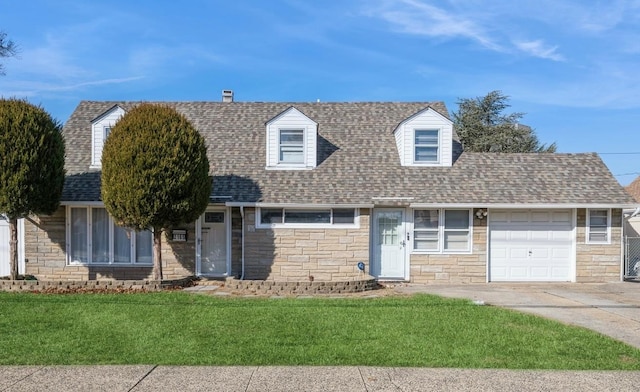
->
489;209;574;282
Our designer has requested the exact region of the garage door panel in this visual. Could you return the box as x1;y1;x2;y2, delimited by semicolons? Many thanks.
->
531;248;549;259
531;211;551;222
509;267;529;279
489;209;574;282
509;248;529;259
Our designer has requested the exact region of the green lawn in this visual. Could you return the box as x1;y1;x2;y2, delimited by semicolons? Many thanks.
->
0;292;638;369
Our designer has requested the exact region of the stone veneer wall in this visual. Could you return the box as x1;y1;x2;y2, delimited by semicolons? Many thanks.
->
409;211;487;284
23;206;195;281
242;208;370;281
576;208;623;282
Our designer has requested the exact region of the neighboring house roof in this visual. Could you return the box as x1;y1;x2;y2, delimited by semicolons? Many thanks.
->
625;176;640;202
62;101;637;207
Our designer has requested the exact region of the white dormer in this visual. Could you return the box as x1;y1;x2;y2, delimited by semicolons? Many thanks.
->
90;105;126;169
394;107;453;167
266;107;317;170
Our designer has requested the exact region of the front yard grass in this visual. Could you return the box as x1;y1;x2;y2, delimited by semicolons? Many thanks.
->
0;292;639;369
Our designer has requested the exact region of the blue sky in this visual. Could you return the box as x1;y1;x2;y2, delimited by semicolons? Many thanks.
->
2;0;640;185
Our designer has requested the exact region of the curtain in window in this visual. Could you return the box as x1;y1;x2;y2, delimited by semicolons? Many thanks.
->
114;225;131;263
91;208;110;263
70;208;88;263
136;230;153;264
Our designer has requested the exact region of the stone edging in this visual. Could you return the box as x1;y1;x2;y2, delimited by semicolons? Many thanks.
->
0;276;197;292
223;278;380;295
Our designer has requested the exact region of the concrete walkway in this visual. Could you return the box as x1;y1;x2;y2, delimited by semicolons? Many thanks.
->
2;366;639;392
394;281;640;349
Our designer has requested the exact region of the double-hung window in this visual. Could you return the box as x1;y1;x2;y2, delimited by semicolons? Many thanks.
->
413;209;471;252
414;130;439;163
587;209;610;243
68;207;153;265
279;129;304;164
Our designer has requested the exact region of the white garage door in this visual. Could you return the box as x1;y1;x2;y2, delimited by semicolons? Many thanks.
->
0;218;9;276
489;210;574;282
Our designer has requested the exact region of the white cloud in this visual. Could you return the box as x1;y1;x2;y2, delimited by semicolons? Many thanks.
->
0;77;145;98
514;40;565;61
367;0;503;51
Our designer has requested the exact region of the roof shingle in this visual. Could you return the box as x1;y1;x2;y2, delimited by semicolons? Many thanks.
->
62;101;636;206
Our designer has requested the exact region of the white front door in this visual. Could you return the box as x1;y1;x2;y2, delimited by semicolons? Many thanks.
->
0;218;9;276
372;209;407;279
198;209;229;276
0;218;24;277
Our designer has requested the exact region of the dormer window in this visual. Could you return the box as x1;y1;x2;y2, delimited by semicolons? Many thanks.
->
90;105;125;169
103;126;112;141
266;107;317;170
394;107;453;167
414;130;439;163
279;129;304;164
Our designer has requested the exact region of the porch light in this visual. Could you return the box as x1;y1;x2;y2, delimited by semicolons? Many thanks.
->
475;209;488;220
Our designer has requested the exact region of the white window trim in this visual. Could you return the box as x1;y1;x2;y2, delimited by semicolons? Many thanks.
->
256;208;360;229
103;126;111;141
586;208;611;244
411;208;473;254
412;129;441;165
66;206;153;266
277;128;305;165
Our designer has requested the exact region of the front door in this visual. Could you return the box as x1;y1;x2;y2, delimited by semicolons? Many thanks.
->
372;209;407;279
0;217;9;277
198;209;229;276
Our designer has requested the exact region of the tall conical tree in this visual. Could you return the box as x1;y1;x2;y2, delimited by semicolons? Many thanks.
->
0;99;65;279
101;103;210;280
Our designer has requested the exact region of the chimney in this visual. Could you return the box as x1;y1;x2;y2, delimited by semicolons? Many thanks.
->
222;90;234;103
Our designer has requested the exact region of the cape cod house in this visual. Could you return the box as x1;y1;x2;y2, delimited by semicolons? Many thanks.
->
4;91;637;283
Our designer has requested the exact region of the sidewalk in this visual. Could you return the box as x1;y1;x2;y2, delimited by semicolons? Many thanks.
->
2;366;639;392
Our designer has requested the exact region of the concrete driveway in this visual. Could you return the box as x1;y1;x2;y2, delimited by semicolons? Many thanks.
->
394;282;640;349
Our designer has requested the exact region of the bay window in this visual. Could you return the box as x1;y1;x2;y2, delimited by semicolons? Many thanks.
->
68;206;153;265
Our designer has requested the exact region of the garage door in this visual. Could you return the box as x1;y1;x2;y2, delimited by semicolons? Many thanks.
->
0;218;9;276
489;210;574;282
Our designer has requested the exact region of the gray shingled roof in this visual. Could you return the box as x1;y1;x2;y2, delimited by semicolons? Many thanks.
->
62;101;636;206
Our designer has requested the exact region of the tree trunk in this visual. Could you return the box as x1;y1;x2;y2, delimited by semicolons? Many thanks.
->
152;228;163;281
9;217;18;280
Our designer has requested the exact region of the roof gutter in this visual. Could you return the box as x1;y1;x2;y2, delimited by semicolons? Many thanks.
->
225;202;375;208
409;203;640;209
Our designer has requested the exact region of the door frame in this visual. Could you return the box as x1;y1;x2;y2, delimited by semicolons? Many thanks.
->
0;217;25;277
370;208;410;281
195;206;231;277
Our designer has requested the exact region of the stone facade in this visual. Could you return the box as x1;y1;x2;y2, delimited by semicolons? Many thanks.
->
23;206;195;281
242;208;370;281
409;213;487;284
576;208;623;282
20;206;625;284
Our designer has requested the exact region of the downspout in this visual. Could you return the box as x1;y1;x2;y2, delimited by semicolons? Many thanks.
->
240;206;245;280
